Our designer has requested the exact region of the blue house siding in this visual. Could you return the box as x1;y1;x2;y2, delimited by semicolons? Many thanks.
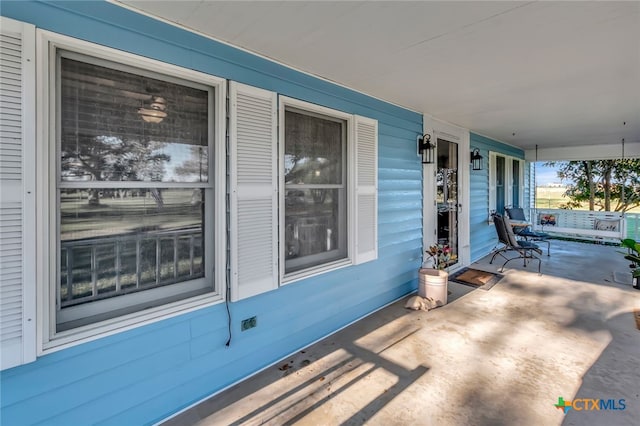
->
1;2;423;425
469;133;525;262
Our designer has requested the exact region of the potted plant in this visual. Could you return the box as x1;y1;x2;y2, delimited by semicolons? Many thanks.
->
620;239;640;290
425;244;456;270
418;244;457;304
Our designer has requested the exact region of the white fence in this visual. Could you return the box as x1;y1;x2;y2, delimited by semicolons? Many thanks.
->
532;209;626;242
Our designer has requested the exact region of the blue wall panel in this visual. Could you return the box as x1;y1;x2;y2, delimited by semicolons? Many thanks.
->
0;2;423;425
469;133;525;262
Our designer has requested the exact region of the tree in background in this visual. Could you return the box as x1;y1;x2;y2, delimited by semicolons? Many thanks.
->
546;160;640;212
61;135;170;206
173;145;208;182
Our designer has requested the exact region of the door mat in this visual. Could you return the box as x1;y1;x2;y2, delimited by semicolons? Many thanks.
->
449;268;503;291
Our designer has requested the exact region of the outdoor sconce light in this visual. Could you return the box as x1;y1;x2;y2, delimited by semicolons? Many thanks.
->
470;148;484;171
417;134;435;164
138;96;167;124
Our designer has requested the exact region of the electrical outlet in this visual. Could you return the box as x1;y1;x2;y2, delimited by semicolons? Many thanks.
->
241;316;257;331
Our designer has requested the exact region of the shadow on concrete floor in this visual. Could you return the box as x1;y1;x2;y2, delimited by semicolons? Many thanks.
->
163;240;640;426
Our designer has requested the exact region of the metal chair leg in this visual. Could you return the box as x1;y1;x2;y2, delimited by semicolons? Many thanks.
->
490;248;506;264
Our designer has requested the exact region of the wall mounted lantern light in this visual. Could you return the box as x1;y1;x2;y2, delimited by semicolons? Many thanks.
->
417;134;435;164
470;148;484;171
138;96;167;124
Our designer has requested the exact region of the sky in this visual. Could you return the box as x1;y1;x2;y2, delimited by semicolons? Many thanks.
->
535;162;565;186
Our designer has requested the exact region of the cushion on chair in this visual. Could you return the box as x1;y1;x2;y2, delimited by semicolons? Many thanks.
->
505;207;527;221
505;208;550;239
502;215;522;247
516;228;550;239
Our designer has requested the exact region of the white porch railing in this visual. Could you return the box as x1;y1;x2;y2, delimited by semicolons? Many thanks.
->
531;209;626;243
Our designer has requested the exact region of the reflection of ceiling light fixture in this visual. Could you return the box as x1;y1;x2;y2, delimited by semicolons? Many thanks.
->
138;96;167;123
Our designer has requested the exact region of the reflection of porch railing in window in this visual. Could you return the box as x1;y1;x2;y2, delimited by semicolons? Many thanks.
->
60;227;203;307
286;214;333;258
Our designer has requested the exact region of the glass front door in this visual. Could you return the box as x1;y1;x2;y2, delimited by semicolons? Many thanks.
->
436;138;458;267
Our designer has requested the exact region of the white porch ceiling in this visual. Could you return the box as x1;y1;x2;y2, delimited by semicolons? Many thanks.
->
117;1;640;153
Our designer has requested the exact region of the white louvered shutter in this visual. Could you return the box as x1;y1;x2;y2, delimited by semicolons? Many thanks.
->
0;17;36;370
229;82;278;301
527;161;535;217
506;158;514;208
517;159;525;208
353;116;378;264
488;151;496;223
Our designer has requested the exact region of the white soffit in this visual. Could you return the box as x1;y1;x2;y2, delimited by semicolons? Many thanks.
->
117;1;640;153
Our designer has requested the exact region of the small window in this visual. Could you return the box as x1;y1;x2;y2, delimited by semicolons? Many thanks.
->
283;108;348;274
55;51;216;332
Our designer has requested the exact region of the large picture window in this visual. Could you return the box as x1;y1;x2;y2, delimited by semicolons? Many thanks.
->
283;108;348;274
54;50;216;332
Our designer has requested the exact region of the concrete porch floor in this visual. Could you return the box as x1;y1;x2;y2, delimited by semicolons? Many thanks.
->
163;240;640;426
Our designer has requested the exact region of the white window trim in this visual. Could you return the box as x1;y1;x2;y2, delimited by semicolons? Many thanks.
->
36;30;227;354
489;151;524;222
278;96;355;285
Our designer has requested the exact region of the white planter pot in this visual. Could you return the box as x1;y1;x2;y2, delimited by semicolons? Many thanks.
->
418;268;448;305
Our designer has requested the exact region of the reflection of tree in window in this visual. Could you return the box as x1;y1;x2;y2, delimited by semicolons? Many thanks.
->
283;109;347;273
56;53;213;330
173;145;208;182
60;56;209;206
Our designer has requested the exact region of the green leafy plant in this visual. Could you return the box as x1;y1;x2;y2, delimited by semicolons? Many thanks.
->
620;239;640;281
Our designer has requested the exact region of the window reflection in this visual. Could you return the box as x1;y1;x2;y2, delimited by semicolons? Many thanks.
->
284;109;347;274
284;110;343;185
59;189;204;307
60;56;209;183
285;189;344;264
55;51;214;332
